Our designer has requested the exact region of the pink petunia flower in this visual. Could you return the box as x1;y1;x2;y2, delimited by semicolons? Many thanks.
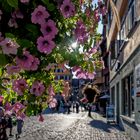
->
98;0;103;7
60;0;75;18
76;71;87;79
13;102;25;113
86;72;96;79
88;47;97;54
38;114;44;122
31;5;50;24
12;9;24;19
8;18;18;28
49;98;57;108
48;85;55;96
74;20;88;44
94;9;100;22
16;112;26;120
40;19;58;39
100;6;107;16
30;57;40;71
30;81;45;96
0;38;19;55
0;95;4;102
12;79;28;96
85;8;91;17
72;66;81;72
5;102;12;111
20;0;30;3
16;50;34;71
37;36;55;54
6;65;21;75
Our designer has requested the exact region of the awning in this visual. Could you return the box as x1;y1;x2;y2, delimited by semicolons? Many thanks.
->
100;94;110;99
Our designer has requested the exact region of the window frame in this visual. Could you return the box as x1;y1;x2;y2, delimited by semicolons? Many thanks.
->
122;72;135;118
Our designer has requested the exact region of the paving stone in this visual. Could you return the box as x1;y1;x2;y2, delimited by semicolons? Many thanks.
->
8;112;130;140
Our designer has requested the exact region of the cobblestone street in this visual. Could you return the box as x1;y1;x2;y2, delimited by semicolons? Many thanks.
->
9;111;130;140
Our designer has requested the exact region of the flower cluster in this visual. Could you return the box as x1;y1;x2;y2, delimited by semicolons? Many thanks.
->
72;66;96;80
6;65;21;75
12;79;28;96
31;5;58;54
0;38;19;55
0;0;107;117
60;0;75;18
74;20;88;44
16;50;40;71
30;81;45;96
47;85;57;108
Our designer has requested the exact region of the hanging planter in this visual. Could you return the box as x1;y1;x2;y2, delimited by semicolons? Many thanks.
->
82;83;100;103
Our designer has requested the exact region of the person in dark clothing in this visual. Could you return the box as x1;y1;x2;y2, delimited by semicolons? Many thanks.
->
88;103;92;117
76;101;79;113
55;93;62;112
56;100;60;112
6;114;13;137
0;107;8;140
67;100;71;114
72;102;76;112
16;111;24;139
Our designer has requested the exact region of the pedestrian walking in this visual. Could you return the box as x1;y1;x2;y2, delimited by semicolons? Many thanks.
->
67;100;71;114
72;102;76;112
88;103;92;117
5;113;13;137
0;107;8;140
76;101;79;113
55;92;62;112
16;111;24;139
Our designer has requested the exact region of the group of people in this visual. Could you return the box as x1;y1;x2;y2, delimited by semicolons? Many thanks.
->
52;92;94;117
0;106;24;140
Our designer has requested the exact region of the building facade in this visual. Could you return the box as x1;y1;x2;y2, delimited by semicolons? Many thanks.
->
106;0;140;139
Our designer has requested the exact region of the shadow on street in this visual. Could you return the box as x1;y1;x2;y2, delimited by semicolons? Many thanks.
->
88;119;123;133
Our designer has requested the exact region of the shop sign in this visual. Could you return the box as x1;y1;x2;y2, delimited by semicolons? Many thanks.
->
106;105;115;123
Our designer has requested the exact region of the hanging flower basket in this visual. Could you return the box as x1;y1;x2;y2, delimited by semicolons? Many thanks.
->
0;0;106;117
82;83;100;103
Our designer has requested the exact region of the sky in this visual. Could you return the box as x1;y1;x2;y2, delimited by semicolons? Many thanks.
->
92;0;103;34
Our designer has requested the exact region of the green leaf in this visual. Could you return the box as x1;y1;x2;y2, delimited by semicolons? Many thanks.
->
0;54;8;66
41;0;55;11
41;0;48;5
7;0;18;8
25;24;39;35
0;68;3;77
2;0;12;12
18;39;33;49
5;33;15;39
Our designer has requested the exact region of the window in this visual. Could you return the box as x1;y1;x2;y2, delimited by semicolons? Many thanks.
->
122;73;134;118
57;69;60;73
115;33;120;58
60;75;64;79
111;86;115;105
108;6;113;34
128;2;135;31
57;75;60;80
110;41;116;59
